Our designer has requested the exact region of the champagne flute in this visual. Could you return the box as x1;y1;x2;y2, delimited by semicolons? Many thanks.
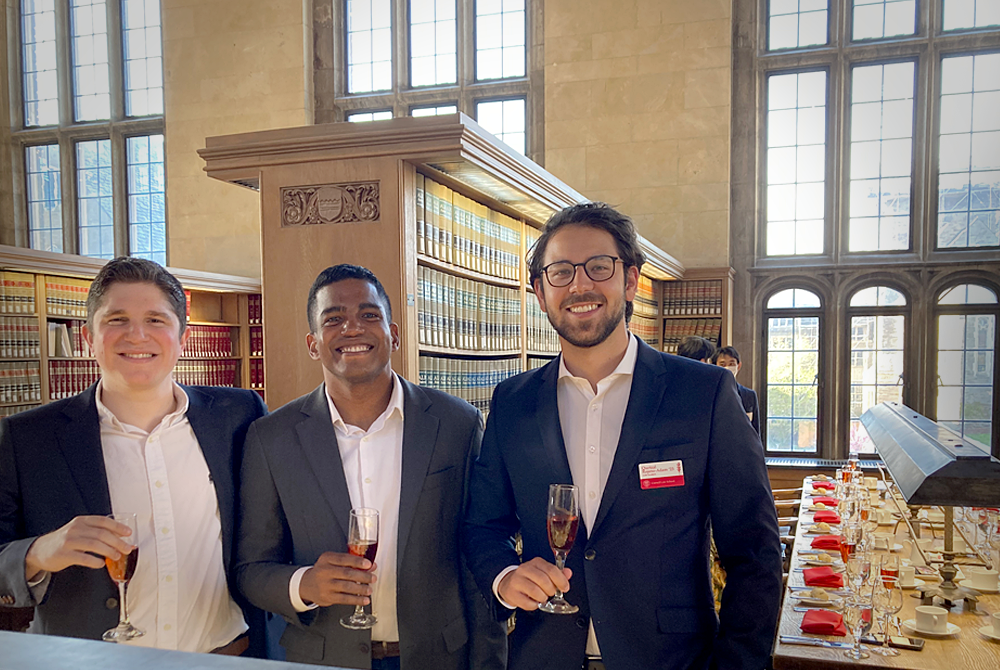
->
842;599;871;660
879;553;899;587
871;577;903;657
539;484;579;614
102;513;143;642
340;508;379;630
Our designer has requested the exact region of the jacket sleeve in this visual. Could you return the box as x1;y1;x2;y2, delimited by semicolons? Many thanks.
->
0;418;41;609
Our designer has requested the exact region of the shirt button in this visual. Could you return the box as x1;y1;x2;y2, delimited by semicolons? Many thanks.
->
155;481;164;488
585;549;596;561
364;477;372;484
161;527;170;535
588;491;597;500
591;405;598;412
589;445;596;453
362;437;369;442
105;597;118;609
165;575;173;583
163;624;171;631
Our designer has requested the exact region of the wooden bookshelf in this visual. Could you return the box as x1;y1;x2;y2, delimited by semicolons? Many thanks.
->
0;246;264;414
660;267;734;354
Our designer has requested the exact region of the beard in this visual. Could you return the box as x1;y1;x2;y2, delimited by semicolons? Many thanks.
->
546;293;626;348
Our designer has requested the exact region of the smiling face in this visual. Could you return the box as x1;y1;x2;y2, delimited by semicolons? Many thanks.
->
82;281;189;396
533;224;638;349
306;278;399;389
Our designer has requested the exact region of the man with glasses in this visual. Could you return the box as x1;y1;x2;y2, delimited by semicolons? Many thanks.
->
463;203;782;670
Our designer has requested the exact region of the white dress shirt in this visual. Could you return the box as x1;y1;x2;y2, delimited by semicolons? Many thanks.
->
492;333;638;657
97;380;247;653
289;374;404;644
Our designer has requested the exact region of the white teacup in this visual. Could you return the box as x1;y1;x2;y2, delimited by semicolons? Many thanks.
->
967;567;999;591
872;532;893;550
864;476;878;490
915;605;949;634
876;508;893;524
898;564;916;588
992;611;1000;637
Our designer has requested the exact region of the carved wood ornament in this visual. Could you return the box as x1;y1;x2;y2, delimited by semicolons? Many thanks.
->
280;182;380;227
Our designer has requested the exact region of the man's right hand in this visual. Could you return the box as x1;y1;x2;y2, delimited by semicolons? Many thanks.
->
298;552;377;607
24;516;134;582
497;556;573;611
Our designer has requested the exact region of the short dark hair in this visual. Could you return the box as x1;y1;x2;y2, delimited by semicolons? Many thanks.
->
528;202;647;322
87;257;187;335
307;264;393;332
713;345;741;364
677;336;716;362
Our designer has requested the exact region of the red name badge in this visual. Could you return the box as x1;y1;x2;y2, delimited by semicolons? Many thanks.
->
639;460;685;489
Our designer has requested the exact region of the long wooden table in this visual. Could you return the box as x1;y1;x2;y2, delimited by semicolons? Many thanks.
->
772;478;1000;669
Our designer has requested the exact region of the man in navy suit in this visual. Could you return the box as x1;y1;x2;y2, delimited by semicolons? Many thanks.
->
713;346;761;439
463;203;782;670
0;258;270;656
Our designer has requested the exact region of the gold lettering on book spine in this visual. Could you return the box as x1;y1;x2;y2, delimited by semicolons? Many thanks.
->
281;182;380;227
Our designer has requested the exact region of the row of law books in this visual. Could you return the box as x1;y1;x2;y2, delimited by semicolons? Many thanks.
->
662;318;722;354
182;325;235;358
1;316;41;358
525;295;559;353
45;278;91;318
0;362;41;404
628;315;660;348
417;266;521;351
634;274;659;319
48;360;99;399
528;355;555;370
248;294;263;325
417;174;522;281
663;280;724;316
0;272;36;314
0;403;39;417
249;326;264;357
418;355;522;418
47;321;91;358
174;360;239;387
249;358;265;389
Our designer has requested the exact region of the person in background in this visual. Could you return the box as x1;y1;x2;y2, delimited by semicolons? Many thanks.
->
713;346;761;439
0;257;270;656
236;264;505;669
676;335;716;363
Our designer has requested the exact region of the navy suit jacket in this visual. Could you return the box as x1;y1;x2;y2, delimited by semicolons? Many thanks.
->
464;340;783;670
0;384;271;656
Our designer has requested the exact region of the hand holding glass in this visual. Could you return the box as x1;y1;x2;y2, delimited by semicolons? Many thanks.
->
102;513;143;642
340;508;379;630
539;484;579;614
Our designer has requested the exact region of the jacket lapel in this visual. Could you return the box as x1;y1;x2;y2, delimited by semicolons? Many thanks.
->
396;379;438;568
590;341;668;537
296;385;353;542
57;384;113;516
536;358;574;486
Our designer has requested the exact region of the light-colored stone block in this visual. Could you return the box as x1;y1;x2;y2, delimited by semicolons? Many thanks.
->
545;147;588;192
547;81;595;121
678;137;731;185
585;140;679;190
684;19;732;49
684;68;731;109
545;34;594;64
679;183;730;212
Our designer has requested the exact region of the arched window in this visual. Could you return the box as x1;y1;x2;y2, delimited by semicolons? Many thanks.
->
848;286;908;454
936;283;998;450
764;288;822;454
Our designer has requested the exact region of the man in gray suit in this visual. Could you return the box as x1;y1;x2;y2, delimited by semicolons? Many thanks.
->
236;264;505;669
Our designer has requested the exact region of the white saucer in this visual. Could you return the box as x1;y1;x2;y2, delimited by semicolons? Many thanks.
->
901;619;961;638
792;595;843;608
959;579;999;594
898;581;918;590
978;625;1000;642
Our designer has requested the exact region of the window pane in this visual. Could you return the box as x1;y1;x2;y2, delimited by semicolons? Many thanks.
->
850;314;905;453
766;316;820;452
21;0;59;126
71;0;111;121
848;62;914;251
347;110;393;122
943;0;1000;31
347;0;392;93
410;0;457;87
411;104;457;116
476;0;525;80
25;144;63;253
937;313;995;447
768;0;829;51
76;139;114;260
476;98;526;154
766;71;827;255
767;288;822;309
938;53;1000;249
127;135;166;265
850;285;907;306
852;0;916;40
938;283;999;304
122;0;163;116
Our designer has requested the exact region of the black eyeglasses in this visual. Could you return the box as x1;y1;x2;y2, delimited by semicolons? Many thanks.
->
541;255;622;288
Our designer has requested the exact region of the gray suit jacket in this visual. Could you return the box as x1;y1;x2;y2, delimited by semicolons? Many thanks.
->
235;380;506;669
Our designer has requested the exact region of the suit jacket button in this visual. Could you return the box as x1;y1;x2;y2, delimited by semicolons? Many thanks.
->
106;598;118;609
359;644;370;654
576;617;587;629
584;549;596;560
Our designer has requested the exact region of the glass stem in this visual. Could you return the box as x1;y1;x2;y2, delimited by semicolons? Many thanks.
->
353;604;365;619
118;581;130;627
882;612;890;649
553;552;567;600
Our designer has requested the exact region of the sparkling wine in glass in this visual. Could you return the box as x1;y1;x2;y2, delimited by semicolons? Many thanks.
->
340;508;379;630
879;553;900;587
102;513;144;642
539;484;579;615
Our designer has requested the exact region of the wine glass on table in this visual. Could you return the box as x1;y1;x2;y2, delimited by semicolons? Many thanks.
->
539;484;579;614
879;553;899;587
102;513;143;642
871;577;903;657
340;508;379;630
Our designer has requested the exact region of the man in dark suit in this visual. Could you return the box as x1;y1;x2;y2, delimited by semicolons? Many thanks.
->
713;346;761;439
236;264;505;669
463;203;782;670
0;257;270;656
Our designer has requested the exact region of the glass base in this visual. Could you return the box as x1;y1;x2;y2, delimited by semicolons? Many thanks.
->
102;623;145;642
340;612;377;630
870;645;900;657
538;595;579;614
843;647;870;660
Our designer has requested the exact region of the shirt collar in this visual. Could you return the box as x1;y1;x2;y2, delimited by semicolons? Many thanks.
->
325;372;405;436
558;331;639;385
95;379;190;434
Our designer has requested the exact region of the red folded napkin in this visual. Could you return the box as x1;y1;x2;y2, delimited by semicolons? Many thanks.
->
810;535;842;550
803;566;844;588
812;496;839;506
800;609;847;636
813;510;842;524
812;481;836;490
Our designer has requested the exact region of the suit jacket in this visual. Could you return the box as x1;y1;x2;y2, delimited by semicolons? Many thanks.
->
736;383;761;439
235;380;506;669
0;384;270;656
464;341;783;670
